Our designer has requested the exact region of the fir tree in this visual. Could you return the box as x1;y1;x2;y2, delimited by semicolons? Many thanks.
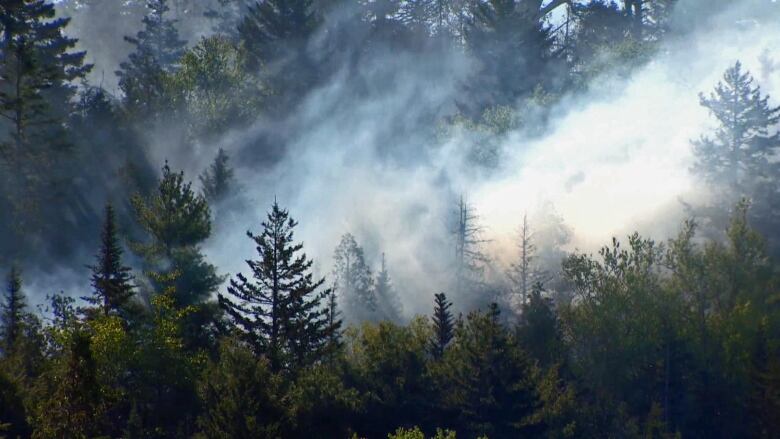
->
199;148;235;203
516;282;563;367
83;203;135;317
117;0;187;116
218;201;335;372
333;233;376;323
0;267;25;354
430;292;454;359
506;213;539;307
373;253;402;322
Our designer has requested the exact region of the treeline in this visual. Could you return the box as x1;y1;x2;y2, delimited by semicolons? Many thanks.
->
1;183;779;438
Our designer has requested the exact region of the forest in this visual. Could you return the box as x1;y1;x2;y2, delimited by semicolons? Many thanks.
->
1;0;779;437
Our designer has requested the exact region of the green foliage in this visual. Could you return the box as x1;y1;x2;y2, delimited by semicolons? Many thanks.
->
219;201;336;372
199;148;236;204
83;203;135;318
334;233;376;323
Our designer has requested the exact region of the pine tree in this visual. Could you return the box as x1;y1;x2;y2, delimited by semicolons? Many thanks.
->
0;267;26;354
333;233;376;323
218;201;335;372
238;0;321;108
373;253;402;322
691;62;780;254
430;292;454;359
516;282;563;367
692;61;780;193
199;148;235;203
132;162;221;306
83;203;135;318
117;0;187;116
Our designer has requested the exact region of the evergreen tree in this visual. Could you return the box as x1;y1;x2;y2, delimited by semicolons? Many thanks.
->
117;0;187;116
0;0;91;225
445;303;541;437
0;267;25;354
430;292;454;359
691;62;780;254
238;0;321;108
219;201;335;372
333;233;376;324
516;282;563;367
463;0;560;109
132;162;221;306
373;253;403;322
83;203;135;318
199;148;236;203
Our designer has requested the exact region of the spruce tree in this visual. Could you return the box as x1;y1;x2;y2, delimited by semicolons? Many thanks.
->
430;292;454;359
83;203;135;317
117;0;187;116
333;233;376;323
507;213;539;306
373;253;402;322
451;196;488;301
0;267;26;354
218;201;335;372
199;148;235;203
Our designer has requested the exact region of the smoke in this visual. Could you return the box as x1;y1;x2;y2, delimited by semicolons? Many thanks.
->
23;0;780;317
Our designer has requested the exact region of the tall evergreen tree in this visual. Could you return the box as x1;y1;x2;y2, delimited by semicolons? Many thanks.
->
132;162;221;306
0;267;25;354
83;203;135;318
430;292;454;359
117;0;187;116
333;233;376;324
516;282;563;367
0;0;91;226
373;253;402;322
691;62;780;253
219;201;335;372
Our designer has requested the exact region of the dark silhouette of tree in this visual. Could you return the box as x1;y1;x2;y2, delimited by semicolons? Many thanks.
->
83;203;135;318
219;200;335;372
430;292;454;359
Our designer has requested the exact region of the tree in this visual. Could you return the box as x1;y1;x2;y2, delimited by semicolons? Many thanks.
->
430;292;454;359
507;213;543;307
451;196;488;302
218;201;335;372
444;303;541;437
0;267;26;354
199;148;236;203
373;253;403;322
333;233;376;324
516;282;563;367
238;0;321;108
131;162;221;307
463;0;561;109
0;0;91;225
83;204;135;318
116;0;187;116
691;62;780;252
